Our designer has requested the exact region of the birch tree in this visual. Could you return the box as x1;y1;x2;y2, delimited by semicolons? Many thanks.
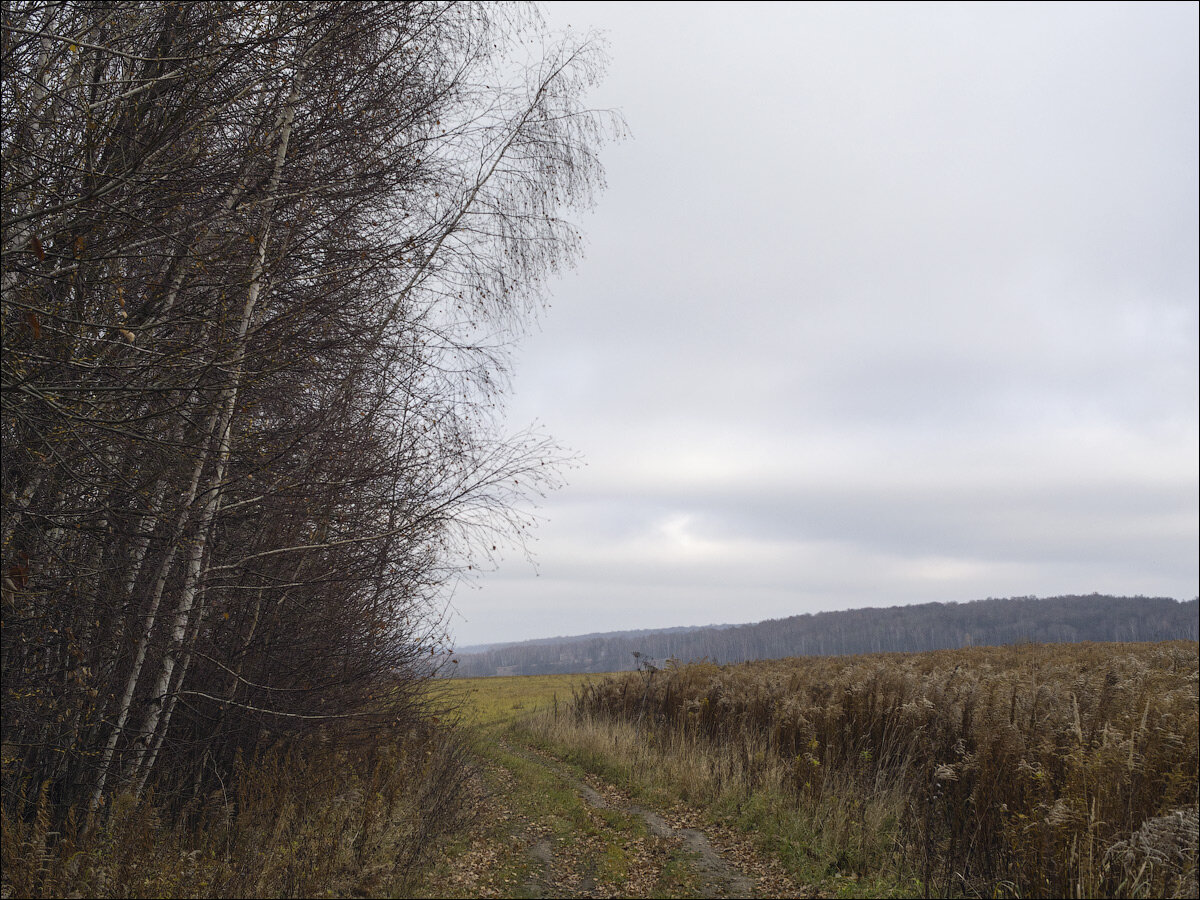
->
2;0;618;817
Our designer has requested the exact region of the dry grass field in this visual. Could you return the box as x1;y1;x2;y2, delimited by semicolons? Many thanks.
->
10;645;1191;898
524;641;1199;898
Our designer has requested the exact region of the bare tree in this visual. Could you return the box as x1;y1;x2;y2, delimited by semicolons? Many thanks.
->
2;0;619;818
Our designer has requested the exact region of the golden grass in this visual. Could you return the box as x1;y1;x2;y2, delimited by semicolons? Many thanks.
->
443;672;609;728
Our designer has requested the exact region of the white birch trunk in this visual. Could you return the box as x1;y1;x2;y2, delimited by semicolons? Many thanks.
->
126;63;308;792
88;402;225;809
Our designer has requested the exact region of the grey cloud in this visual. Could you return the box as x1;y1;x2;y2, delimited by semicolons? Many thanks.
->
450;2;1199;646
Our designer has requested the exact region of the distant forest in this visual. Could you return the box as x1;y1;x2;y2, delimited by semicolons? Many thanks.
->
452;595;1199;677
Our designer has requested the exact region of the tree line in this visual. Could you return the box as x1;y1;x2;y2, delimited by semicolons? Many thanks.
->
2;0;615;821
452;595;1200;676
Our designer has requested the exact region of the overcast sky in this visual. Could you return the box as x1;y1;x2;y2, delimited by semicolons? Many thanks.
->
449;1;1199;648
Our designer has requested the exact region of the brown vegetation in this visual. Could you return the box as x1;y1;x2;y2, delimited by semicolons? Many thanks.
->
1;723;475;898
561;642;1199;898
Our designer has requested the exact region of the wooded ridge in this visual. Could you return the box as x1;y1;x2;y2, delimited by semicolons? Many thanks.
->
452;594;1199;676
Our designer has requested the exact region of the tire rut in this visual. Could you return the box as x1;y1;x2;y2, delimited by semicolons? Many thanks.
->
498;737;771;898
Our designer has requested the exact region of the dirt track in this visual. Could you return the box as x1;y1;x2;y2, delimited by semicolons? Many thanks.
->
422;732;814;899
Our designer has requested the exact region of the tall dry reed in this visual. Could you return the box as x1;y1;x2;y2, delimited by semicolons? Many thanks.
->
566;642;1198;898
